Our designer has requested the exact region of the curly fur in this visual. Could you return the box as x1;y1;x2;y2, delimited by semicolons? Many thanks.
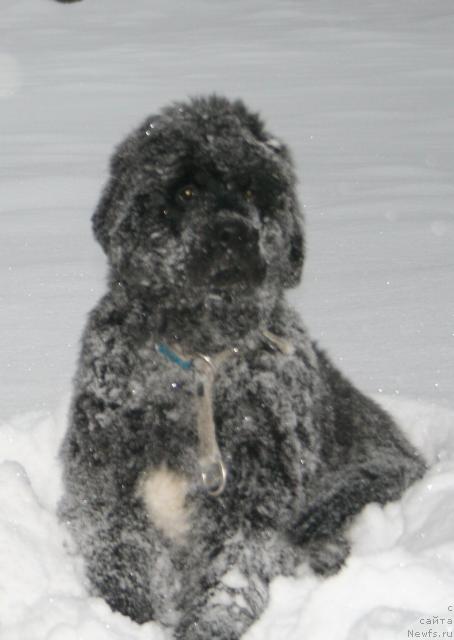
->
59;95;425;639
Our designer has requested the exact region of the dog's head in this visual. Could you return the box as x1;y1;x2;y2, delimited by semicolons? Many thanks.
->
93;96;304;310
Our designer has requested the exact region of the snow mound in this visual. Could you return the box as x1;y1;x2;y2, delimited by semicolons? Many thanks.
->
0;397;453;640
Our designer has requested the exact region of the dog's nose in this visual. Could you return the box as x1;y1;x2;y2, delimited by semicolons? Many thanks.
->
214;219;259;252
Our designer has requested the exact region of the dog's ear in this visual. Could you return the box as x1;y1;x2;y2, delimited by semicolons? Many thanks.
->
92;137;137;254
283;205;304;288
92;175;119;254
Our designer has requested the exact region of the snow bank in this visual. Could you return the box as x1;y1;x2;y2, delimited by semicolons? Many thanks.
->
0;402;166;640
1;398;453;639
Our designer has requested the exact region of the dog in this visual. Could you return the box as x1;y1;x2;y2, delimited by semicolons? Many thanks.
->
59;95;425;639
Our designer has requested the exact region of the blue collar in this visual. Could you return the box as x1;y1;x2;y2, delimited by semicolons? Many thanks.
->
156;343;193;370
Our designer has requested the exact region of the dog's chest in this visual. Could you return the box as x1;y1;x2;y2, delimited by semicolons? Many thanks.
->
130;343;319;516
132;342;312;433
213;351;319;506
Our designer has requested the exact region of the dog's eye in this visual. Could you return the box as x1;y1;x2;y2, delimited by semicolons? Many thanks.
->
178;185;196;202
244;190;254;202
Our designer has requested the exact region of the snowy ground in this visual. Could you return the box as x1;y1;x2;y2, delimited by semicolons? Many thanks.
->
1;0;453;638
1;398;454;640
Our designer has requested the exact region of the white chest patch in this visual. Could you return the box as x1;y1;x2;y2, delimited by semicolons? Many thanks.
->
137;465;193;542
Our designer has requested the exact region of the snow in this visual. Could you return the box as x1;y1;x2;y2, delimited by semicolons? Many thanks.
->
1;398;454;639
1;0;453;638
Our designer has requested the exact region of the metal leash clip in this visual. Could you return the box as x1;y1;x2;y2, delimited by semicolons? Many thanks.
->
200;457;227;496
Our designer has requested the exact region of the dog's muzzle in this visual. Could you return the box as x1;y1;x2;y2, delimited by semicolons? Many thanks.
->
190;216;267;288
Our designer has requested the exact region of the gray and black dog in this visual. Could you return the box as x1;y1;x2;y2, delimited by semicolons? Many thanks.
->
59;95;425;639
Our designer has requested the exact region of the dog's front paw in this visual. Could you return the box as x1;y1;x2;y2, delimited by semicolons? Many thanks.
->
174;619;240;640
88;540;155;624
307;535;350;576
